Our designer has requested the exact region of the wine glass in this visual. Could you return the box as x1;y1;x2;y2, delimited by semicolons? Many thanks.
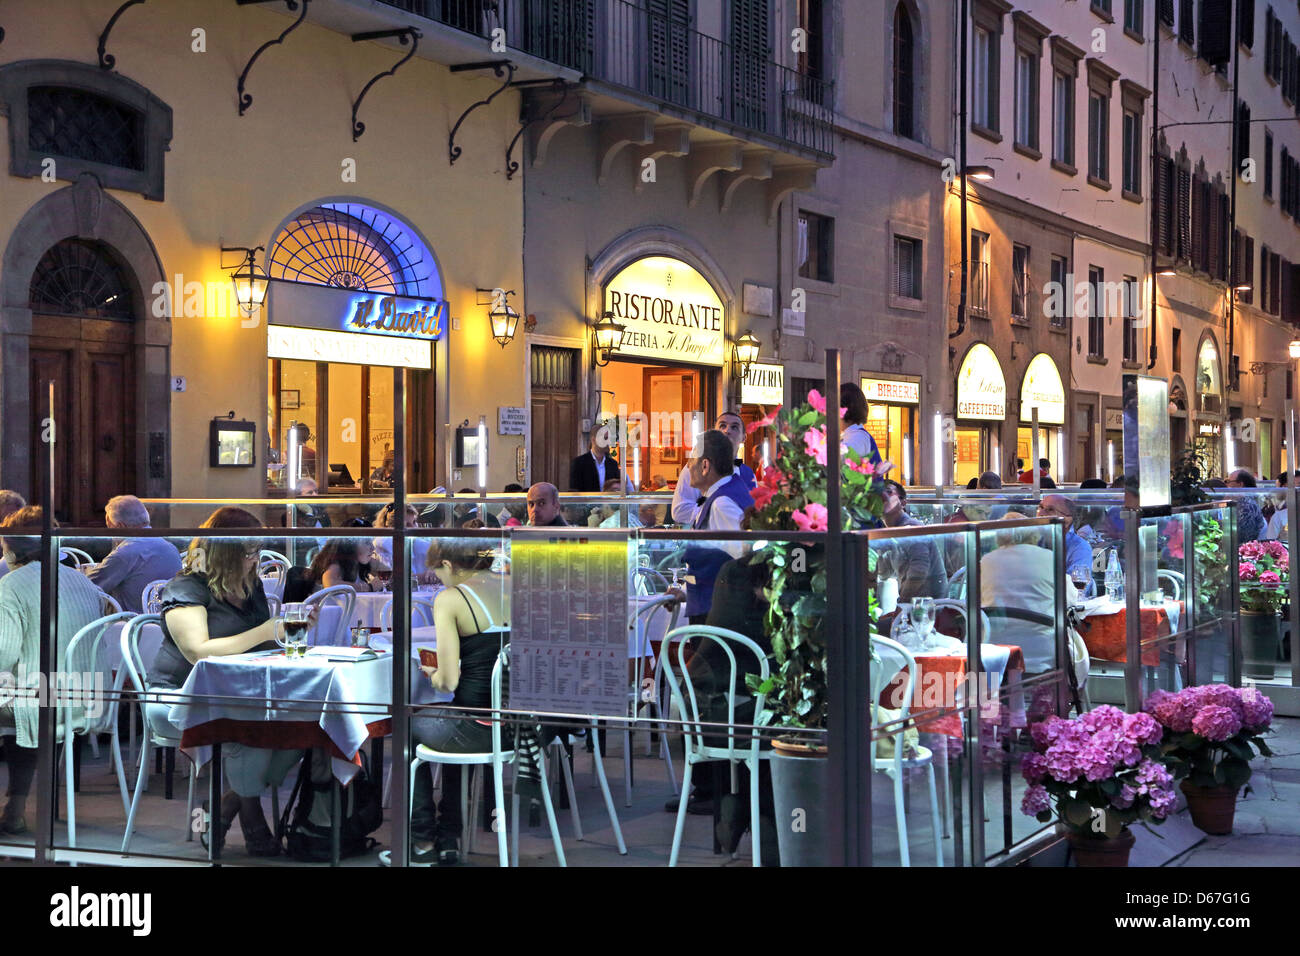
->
276;603;311;660
1070;565;1092;601
909;597;936;651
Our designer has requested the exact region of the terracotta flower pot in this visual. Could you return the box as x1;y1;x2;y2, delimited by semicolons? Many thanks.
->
1180;780;1239;835
1066;826;1135;867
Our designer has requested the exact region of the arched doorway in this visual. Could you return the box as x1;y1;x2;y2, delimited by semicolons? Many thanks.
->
1;175;171;526
1193;333;1224;476
27;240;138;523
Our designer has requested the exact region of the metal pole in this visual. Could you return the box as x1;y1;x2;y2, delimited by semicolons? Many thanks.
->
34;381;57;864
954;0;969;343
1124;507;1142;711
966;524;984;866
825;349;870;866
390;367;410;866
1227;496;1242;686
1289;406;1299;688
1031;407;1041;498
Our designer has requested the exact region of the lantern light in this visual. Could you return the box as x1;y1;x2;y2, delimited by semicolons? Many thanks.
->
591;311;625;367
222;246;268;317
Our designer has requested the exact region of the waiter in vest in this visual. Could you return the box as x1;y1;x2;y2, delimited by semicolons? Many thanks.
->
680;429;754;625
671;411;756;525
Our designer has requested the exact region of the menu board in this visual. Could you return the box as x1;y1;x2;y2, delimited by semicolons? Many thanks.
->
509;536;628;717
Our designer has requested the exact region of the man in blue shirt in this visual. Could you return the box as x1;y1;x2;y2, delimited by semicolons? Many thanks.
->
1038;494;1094;597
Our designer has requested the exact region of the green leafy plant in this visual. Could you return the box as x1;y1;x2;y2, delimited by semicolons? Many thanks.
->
1170;448;1209;508
743;389;886;731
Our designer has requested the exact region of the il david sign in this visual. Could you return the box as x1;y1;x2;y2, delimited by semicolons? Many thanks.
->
741;362;784;405
267;279;447;368
956;343;1006;420
604;257;725;366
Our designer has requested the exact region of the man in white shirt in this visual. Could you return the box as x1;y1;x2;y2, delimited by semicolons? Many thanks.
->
672;412;755;524
679;431;753;623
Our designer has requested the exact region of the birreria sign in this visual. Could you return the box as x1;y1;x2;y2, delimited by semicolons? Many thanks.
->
604;256;725;366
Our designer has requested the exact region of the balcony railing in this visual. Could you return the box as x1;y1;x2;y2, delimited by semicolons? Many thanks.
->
375;0;836;156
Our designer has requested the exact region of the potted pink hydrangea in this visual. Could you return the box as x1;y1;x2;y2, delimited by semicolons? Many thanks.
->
1021;705;1176;867
1143;685;1274;834
1238;541;1289;678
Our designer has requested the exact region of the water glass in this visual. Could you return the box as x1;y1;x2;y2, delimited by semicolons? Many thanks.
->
909;597;936;651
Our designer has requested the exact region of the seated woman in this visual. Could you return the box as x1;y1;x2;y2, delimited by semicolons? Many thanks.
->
282;538;375;603
152;506;301;855
407;539;508;865
371;503;435;584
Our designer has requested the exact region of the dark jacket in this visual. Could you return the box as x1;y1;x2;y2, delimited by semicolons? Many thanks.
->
569;451;621;492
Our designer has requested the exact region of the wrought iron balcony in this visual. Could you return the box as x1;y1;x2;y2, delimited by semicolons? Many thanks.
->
376;0;835;157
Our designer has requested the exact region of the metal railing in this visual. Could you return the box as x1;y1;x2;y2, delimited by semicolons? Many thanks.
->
375;0;836;155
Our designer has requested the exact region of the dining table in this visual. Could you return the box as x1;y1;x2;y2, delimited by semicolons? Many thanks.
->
1076;596;1183;666
165;646;392;864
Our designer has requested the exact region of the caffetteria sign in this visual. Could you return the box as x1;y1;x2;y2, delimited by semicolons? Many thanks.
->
956;343;1006;420
603;257;725;366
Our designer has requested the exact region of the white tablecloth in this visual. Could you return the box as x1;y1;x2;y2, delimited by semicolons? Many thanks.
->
369;625;452;705
166;649;393;782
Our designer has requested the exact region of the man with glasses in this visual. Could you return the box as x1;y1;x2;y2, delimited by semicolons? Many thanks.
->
671;411;756;525
1036;494;1094;597
1226;469;1266;543
878;481;947;601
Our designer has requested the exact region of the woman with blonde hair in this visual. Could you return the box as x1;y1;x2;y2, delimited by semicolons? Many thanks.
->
151;506;299;855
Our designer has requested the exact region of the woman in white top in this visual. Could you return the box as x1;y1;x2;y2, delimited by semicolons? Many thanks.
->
840;382;892;474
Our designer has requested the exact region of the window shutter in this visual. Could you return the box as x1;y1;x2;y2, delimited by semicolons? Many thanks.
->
1206;186;1221;278
1177;166;1192;262
1245;236;1255;303
1200;0;1232;63
1239;0;1255;48
1273;252;1283;314
1180;0;1196;44
1154;156;1171;255
730;0;773;132
1160;0;1175;25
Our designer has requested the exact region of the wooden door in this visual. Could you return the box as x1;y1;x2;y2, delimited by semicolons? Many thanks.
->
530;346;580;489
30;323;133;526
28;347;74;523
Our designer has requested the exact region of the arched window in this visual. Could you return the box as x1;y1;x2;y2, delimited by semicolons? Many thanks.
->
268;202;438;297
29;239;134;321
893;3;915;139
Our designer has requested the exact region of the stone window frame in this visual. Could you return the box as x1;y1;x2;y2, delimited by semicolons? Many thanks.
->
971;0;1011;142
1120;78;1150;202
1050;37;1084;175
1086;58;1120;190
0;60;172;202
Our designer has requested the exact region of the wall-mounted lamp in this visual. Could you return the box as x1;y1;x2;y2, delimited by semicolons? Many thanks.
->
221;246;268;317
591;311;625;367
1290;339;1300;360
731;329;761;378
963;165;996;181
477;287;520;348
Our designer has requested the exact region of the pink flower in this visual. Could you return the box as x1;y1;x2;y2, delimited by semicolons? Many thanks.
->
751;483;776;511
807;389;827;414
1020;784;1051;816
1239;562;1260;581
1192;704;1242;742
746;406;781;436
791;502;829;532
1240;541;1266;560
1260;570;1282;586
1021;753;1048;784
1240;688;1274;733
1264;540;1289;562
1123;711;1164;746
803;426;828;466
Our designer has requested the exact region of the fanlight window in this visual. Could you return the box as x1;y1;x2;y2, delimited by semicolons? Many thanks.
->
29;239;134;320
268;203;436;297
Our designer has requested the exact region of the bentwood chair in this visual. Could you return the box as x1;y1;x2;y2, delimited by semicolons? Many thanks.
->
406;649;566;866
659;625;769;867
871;635;945;867
59;547;95;569
303;585;356;646
119;614;199;853
60;612;135;847
626;593;683;803
258;551;291;600
141;579;170;614
377;594;439;632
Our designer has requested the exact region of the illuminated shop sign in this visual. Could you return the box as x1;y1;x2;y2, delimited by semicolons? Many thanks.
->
267;325;432;369
956;343;1006;420
267;279;448;342
604;256;726;366
741;362;784;405
1019;353;1066;425
861;376;920;404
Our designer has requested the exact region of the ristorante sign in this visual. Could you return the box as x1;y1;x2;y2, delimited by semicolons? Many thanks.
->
267;279;447;367
604;256;726;366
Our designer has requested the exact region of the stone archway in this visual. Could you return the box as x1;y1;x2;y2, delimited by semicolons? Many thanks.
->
0;173;171;506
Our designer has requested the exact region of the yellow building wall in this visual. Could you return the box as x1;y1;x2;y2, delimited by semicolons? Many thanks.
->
0;0;526;499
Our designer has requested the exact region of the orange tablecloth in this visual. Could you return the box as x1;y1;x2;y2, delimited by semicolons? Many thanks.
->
878;645;1025;739
1078;605;1177;666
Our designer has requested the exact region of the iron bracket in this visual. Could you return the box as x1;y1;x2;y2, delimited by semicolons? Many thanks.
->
98;0;146;70
505;79;574;181
350;28;422;141
237;0;311;117
448;60;515;165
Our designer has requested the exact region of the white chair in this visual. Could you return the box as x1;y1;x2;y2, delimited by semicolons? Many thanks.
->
140;579;170;615
632;567;669;596
659;625;769;867
378;594;438;631
1157;569;1184;601
101;592;123;615
59;612;135;847
545;723;628;855
625;594;683;804
304;585;356;646
266;595;282;619
871;635;945;867
259;551;291;600
119;614;199;852
409;649;566;866
60;547;95;568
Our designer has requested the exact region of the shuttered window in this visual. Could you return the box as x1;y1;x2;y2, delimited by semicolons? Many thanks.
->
1199;0;1232;64
1050;256;1069;328
1235;102;1251;172
730;0;772;133
1159;0;1175;27
1265;130;1274;197
1284;148;1293;216
1176;165;1192;262
648;0;691;106
1239;0;1255;48
893;236;921;299
523;0;596;74
1179;0;1195;44
1155;154;1174;256
1088;266;1105;358
894;3;916;139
